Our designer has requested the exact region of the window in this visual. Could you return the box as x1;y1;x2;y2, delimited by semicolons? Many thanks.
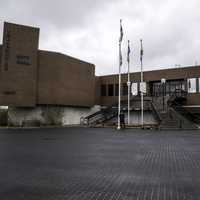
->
181;82;185;91
123;83;128;96
101;85;107;96
3;91;16;95
16;55;31;65
188;78;196;93
115;84;119;96
166;82;171;95
199;78;200;93
108;84;114;96
152;80;186;96
152;82;162;96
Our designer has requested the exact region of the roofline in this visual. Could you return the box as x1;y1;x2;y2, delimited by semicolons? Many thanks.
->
4;21;40;31
97;65;200;78
38;49;95;67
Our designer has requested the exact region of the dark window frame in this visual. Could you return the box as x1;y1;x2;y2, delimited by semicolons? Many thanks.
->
101;84;107;96
108;84;114;96
123;83;128;96
115;84;119;96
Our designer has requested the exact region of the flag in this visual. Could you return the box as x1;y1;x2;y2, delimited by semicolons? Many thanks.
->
119;19;123;43
119;46;122;66
119;20;123;66
127;40;131;63
140;39;143;62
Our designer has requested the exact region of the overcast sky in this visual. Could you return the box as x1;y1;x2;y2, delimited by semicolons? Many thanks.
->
0;0;200;75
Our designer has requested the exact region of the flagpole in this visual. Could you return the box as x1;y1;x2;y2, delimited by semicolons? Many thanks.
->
140;39;144;128
128;59;130;125
117;41;121;130
127;40;131;125
117;19;123;130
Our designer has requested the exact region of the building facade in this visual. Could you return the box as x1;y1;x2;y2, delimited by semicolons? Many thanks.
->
96;66;200;106
0;22;200;126
0;22;95;108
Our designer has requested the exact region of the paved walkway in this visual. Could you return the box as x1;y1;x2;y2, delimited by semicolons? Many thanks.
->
0;128;200;199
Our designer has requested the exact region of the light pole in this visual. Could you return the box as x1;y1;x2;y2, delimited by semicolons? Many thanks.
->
161;78;166;111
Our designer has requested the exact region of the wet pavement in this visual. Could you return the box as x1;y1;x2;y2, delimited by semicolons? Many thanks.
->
0;128;200;199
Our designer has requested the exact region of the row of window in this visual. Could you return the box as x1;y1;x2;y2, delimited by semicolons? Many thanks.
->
151;80;186;96
101;78;200;97
101;83;128;97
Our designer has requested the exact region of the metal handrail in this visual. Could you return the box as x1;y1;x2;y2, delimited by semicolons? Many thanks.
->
167;89;187;106
151;102;162;124
83;107;118;126
169;90;200;125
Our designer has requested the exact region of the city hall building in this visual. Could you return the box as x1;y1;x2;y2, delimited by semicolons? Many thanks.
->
0;22;200;127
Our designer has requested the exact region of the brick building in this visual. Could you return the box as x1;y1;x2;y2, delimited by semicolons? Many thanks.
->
0;22;95;108
0;22;200;127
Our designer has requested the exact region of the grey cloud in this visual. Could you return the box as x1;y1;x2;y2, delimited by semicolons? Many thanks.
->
0;0;116;29
0;0;200;75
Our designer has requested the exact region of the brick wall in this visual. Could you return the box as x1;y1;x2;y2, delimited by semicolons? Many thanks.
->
0;22;39;107
37;50;95;107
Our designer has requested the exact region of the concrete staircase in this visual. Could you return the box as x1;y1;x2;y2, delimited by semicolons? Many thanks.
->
159;108;197;129
83;97;161;128
152;94;199;129
103;110;158;127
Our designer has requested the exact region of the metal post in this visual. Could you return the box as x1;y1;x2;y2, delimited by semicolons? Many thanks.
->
127;40;131;126
163;83;165;111
127;64;130;125
127;66;130;124
141;62;144;128
161;78;166;111
117;42;121;130
140;39;144;128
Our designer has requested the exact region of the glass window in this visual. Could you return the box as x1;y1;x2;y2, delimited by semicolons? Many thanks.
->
181;82;185;91
199;78;200;93
115;84;119;96
108;84;114;96
101;85;107;96
153;82;162;96
123;83;128;96
188;78;196;93
166;82;171;95
152;80;185;96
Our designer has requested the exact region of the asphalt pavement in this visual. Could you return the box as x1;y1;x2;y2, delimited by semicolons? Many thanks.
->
0;127;200;200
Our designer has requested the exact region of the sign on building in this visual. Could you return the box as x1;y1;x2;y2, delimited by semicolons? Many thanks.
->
140;82;147;94
131;82;138;96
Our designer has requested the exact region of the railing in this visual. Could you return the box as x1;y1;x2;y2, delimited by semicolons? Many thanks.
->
83;107;118;126
167;89;187;106
172;105;200;125
168;90;200;126
151;102;162;125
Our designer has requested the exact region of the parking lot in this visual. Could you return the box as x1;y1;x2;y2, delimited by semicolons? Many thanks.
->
0;127;200;199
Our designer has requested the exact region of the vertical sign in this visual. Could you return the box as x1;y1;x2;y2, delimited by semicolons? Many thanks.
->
3;28;11;71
